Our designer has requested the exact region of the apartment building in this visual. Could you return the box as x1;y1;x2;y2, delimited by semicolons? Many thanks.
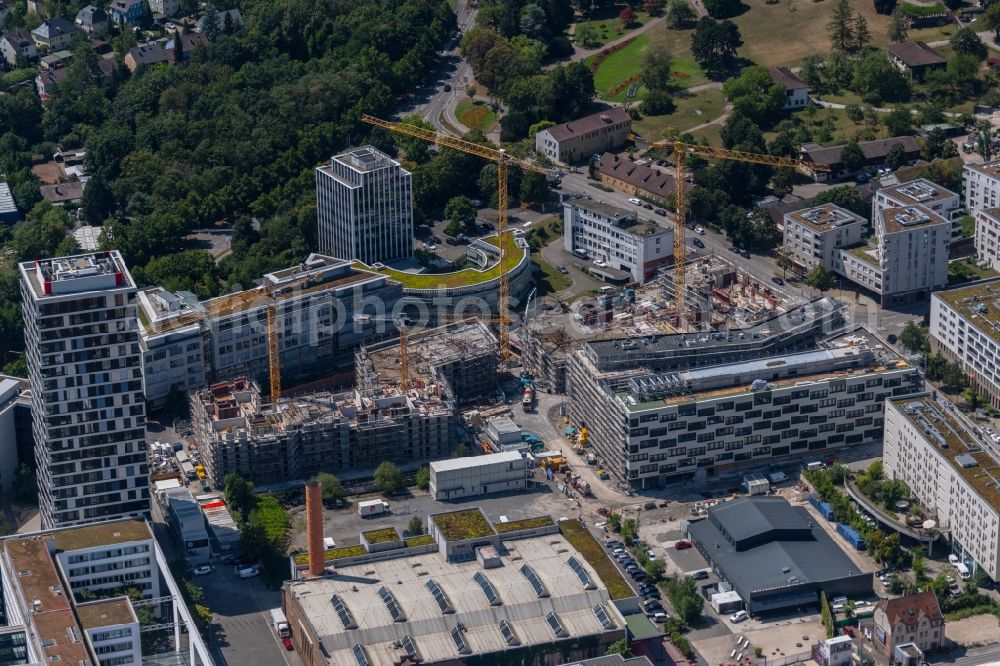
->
929;279;1000;406
883;395;1000;580
53;519;161;599
0;518;210;666
974;208;1000;271
315;145;413;264
963;160;1000;213
873;178;961;237
782;204;867;273
569;330;919;489
18;252;149;528
562;198;673;283
534;107;631;164
836;204;949;307
191;377;455;487
138;254;403;409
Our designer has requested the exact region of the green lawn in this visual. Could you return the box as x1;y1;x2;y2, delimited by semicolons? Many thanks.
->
689;123;723;147
634;87;725;137
589;30;707;99
455;98;497;132
949;258;999;285
532;258;571;296
573;8;653;48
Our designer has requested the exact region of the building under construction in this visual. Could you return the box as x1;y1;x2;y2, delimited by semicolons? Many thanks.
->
356;319;498;404
190;377;455;487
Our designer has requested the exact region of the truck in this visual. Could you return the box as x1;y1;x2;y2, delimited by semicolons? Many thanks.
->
522;385;534;410
270;608;291;638
358;499;389;517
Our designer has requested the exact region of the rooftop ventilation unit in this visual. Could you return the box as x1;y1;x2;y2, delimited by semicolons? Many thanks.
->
955;453;979;468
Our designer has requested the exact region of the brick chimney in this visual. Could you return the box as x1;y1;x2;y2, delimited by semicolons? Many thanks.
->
305;481;324;577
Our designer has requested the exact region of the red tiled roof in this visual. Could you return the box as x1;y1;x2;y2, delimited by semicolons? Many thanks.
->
877;591;943;628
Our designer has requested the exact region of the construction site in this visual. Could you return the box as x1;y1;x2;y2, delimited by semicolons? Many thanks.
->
355;319;499;404
522;255;814;392
190;377;456;488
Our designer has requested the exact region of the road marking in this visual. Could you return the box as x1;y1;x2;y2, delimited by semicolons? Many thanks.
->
246;579;297;666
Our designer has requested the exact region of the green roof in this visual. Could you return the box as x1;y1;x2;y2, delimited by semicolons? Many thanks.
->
432;508;496;541
363;528;401;544
404;535;435;547
625;612;661;640
492;516;554;533
558;519;633;600
292;544;366;565
357;233;523;289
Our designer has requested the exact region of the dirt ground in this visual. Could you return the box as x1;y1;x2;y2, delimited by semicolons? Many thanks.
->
694;617;826;666
945;614;1000;648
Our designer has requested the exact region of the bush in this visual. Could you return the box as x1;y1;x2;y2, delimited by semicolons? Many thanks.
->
642;89;676;115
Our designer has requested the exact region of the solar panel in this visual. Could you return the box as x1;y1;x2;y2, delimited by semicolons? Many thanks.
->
425;579;454;614
331;594;357;630
519;564;549;598
567;556;596;590
499;619;520;646
400;634;419;659
545;611;567;638
473;571;502;606
351;644;369;666
377;586;406;621
450;626;471;655
593;603;615;629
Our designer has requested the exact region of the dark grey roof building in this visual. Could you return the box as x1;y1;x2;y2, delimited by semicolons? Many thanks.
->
689;496;872;615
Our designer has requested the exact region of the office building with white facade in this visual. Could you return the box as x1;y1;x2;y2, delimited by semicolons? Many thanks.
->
782;204;867;273
568;330;919;489
884;395;1000;580
18;252;149;528
929;278;1000;406
563;198;673;283
964;160;1000;213
429;451;528;500
975;208;1000;272
138;254;403;409
316;146;413;265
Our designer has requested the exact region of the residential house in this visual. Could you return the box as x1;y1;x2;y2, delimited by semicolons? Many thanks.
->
595;152;686;203
800;136;922;180
148;0;179;16
124;42;167;71
0;27;37;65
195;8;242;34
165;31;208;62
39;181;84;205
31;17;77;50
35;67;68;102
75;5;108;37
108;0;146;25
885;42;946;79
872;591;944;657
534;107;631;164
768;66;809;109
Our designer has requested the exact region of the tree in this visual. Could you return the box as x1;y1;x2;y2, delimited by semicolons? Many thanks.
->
311;472;343;503
606;640;633;657
888;5;908;42
374;461;404;494
873;0;896;14
977;120;994;163
828;0;855;51
415;466;430;490
805;266;835;290
619;5;637;26
899;321;928;353
444;195;477;228
923;127;958;161
950;27;987;60
224;474;254;519
704;0;741;18
912;552;928;584
854;14;871;50
691;18;743;79
883;107;914;137
642;43;674;92
642;89;675;115
853;51;911;103
723;66;786;127
820;591;834;637
667;0;696;28
407;516;424;536
813;185;867;217
776;248;794;278
13;464;36;503
841;139;865;174
645;557;666;581
621;517;638;544
575;21;600;47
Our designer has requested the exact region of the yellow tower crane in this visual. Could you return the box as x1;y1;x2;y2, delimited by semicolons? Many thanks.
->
361;114;548;368
643;138;829;322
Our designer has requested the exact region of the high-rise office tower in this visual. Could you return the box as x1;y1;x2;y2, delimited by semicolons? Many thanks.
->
19;251;149;528
315;145;413;264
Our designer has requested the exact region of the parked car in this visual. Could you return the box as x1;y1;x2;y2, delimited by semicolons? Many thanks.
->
685;222;696;230
443;84;452;92
693;238;705;248
675;540;693;550
772;277;784;286
694;226;705;235
605;539;622;548
238;566;259;579
557;264;568;274
644;501;656;510
193;565;212;576
730;610;748;623
643;203;653;210
651;612;669;623
742;250;751;259
728;246;740;253
594;260;608;268
446;237;458;245
628;197;642;205
655;209;667;216
691;570;709;580
282;637;293;651
221;554;242;565
612;548;625;555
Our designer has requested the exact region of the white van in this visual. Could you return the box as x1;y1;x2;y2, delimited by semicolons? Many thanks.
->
599;286;616;294
956;563;971;580
628;197;642;205
730;610;748;623
806;461;826;471
323;537;336;550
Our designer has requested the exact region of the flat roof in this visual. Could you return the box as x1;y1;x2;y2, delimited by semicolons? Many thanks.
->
879;178;956;207
933;278;1000;347
285;533;623;666
785;204;865;233
890;395;1000;513
19;251;135;301
51;519;151;552
431;508;496;541
430;451;523;473
965;160;1000;180
75;597;137;629
880;205;948;234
